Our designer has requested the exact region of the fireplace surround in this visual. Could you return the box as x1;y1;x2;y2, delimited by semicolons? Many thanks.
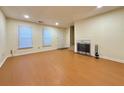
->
77;40;91;55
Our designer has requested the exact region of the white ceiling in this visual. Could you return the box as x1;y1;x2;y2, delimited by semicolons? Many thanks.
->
1;6;120;28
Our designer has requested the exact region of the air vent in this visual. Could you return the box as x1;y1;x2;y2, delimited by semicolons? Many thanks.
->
38;21;43;24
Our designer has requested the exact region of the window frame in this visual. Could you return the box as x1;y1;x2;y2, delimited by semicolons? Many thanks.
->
42;27;52;47
18;25;33;49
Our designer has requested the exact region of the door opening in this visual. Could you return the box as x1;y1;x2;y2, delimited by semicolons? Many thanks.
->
70;25;75;51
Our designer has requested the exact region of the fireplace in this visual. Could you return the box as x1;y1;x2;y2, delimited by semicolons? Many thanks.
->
77;40;91;55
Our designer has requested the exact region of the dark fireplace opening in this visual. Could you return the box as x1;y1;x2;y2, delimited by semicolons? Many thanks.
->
77;40;91;55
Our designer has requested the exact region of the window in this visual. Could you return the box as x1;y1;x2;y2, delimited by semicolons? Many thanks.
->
18;25;33;49
42;27;52;47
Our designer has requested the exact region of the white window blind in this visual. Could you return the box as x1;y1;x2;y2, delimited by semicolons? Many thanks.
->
42;27;52;46
18;25;33;49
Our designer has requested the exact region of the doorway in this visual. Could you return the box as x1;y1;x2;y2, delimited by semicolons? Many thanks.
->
70;25;75;51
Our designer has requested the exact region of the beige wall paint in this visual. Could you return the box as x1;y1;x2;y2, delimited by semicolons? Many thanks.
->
75;8;124;63
7;19;66;56
0;9;7;67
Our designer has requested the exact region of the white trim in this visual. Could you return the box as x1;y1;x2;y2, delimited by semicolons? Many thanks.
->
0;56;8;68
18;25;33;49
101;56;124;64
0;48;58;65
74;51;124;63
1;50;123;68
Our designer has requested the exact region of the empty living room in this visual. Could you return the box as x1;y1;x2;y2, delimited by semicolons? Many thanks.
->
0;6;124;87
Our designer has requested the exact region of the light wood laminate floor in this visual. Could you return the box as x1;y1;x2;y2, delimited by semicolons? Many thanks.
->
0;49;124;86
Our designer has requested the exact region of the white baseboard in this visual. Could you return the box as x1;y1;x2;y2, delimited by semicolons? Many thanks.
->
0;55;8;68
101;56;124;63
88;54;124;64
0;48;59;67
74;51;124;63
2;50;123;68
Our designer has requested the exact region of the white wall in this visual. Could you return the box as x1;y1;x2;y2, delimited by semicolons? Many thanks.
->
7;19;66;56
0;9;7;67
65;27;70;47
75;8;124;63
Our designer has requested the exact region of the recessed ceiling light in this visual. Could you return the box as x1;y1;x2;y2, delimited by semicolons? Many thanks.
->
97;6;103;8
55;22;59;26
24;15;30;19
